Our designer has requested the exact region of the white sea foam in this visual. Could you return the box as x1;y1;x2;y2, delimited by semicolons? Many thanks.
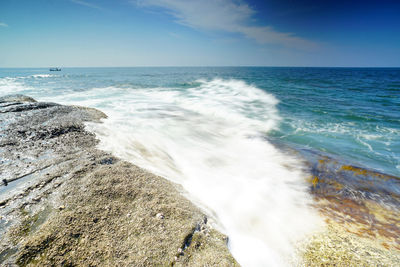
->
0;74;54;92
0;77;32;95
290;119;399;171
31;74;55;78
35;79;322;266
0;75;63;100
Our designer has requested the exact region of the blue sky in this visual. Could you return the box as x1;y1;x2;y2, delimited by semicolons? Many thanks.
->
0;0;399;67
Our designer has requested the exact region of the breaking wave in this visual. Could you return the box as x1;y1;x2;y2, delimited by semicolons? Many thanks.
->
1;77;321;266
49;79;321;266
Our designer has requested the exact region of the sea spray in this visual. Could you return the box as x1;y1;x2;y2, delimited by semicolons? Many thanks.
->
0;73;322;265
73;79;321;266
1;67;398;264
1;67;398;177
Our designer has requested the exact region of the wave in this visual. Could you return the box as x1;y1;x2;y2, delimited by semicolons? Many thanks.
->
5;78;322;266
0;74;57;96
0;74;63;100
31;74;56;78
53;79;320;266
0;77;32;95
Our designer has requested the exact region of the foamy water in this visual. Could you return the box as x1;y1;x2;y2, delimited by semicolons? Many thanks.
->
2;67;399;265
32;78;321;266
4;67;397;265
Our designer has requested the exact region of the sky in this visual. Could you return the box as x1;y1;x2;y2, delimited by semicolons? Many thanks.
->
0;0;399;67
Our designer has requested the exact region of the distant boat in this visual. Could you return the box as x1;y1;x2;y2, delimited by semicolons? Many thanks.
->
49;68;61;71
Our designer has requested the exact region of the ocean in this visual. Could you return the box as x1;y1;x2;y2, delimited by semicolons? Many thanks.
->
1;67;399;266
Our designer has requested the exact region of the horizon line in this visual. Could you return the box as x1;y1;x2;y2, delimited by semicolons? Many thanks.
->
1;66;400;69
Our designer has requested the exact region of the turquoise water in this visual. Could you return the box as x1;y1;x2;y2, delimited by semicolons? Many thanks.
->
1;67;399;176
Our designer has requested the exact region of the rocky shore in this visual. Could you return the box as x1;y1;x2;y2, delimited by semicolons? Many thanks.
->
0;95;238;266
1;94;399;267
299;147;400;266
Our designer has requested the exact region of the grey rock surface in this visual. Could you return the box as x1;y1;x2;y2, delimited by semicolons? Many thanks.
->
0;95;238;266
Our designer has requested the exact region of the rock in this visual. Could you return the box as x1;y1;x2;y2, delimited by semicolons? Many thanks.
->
0;102;60;113
99;157;114;165
0;94;37;104
156;213;164;219
0;95;238;267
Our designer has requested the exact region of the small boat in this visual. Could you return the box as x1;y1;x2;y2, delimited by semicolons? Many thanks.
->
49;68;61;71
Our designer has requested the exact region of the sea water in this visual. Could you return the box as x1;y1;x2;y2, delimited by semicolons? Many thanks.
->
1;67;399;266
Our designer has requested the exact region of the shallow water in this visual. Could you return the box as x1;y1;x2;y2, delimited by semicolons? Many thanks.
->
0;67;399;266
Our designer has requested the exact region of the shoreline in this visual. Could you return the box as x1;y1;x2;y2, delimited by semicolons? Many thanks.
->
1;94;399;266
0;95;238;266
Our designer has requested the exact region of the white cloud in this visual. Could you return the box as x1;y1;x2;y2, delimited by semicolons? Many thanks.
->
0;22;8;27
135;0;317;49
70;0;102;10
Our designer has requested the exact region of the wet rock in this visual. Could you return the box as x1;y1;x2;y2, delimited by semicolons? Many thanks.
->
0;102;60;113
99;157;114;165
0;95;238;267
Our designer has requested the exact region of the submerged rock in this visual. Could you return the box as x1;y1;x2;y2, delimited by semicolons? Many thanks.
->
298;149;400;266
267;138;400;265
0;95;238;266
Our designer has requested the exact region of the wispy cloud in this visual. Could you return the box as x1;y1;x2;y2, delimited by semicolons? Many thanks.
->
0;22;8;27
70;0;102;10
135;0;317;49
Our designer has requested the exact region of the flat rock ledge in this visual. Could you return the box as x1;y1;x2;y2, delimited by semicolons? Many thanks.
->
0;95;238;267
